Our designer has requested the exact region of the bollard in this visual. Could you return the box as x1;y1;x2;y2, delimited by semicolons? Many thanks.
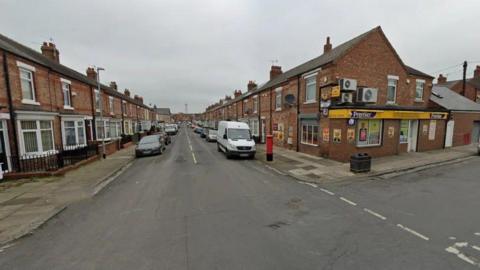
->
266;135;273;161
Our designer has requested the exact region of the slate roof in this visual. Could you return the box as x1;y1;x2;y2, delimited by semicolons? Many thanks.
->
0;33;151;109
155;108;171;115
430;86;480;111
405;65;434;79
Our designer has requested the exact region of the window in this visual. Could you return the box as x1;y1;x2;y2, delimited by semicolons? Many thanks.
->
62;81;72;108
305;76;317;103
19;68;36;101
109;121;121;138
387;76;398;103
63;120;86;146
19;120;54;154
95;90;101;111
96;120;105;139
399;120;409;144
253;96;258;113
122;102;127;115
357;119;382;146
275;89;282;110
415;80;425;101
250;119;259;136
109;97;114;114
301;122;319;145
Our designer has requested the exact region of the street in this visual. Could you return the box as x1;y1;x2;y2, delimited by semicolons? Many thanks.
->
0;127;479;270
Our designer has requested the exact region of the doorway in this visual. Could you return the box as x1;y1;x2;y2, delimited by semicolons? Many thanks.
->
445;120;455;147
408;120;419;152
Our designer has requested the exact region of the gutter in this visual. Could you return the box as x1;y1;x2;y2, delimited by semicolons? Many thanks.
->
2;51;20;165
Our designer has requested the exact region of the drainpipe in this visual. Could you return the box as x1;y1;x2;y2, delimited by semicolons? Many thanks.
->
2;51;20;166
258;93;262;143
120;99;125;135
89;86;96;141
296;75;300;152
269;88;273;134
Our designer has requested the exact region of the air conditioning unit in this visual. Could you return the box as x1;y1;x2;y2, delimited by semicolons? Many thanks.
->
340;92;353;103
339;78;357;91
357;88;378;103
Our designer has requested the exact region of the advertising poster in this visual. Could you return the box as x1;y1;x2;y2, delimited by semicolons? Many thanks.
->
388;126;395;138
347;128;355;143
428;120;436;140
322;128;329;142
333;129;342;143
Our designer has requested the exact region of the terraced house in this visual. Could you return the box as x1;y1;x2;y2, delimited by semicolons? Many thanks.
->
0;33;160;177
204;26;480;161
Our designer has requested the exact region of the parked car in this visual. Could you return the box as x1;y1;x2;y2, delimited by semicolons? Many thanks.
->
200;128;207;138
206;129;217;142
165;124;177;135
194;127;203;134
217;121;256;159
135;135;165;157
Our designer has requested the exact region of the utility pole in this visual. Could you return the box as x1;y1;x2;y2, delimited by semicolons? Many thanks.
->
462;61;468;96
96;67;106;159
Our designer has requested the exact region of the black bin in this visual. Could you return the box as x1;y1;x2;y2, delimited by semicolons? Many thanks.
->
350;153;371;173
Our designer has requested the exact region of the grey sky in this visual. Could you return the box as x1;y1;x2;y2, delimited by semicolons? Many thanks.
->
1;0;479;113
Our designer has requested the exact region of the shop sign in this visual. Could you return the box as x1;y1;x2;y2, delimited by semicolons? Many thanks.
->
347;128;355;143
320;100;331;108
331;86;341;98
322;128;329;142
351;111;377;119
321;88;331;101
322;108;329;117
388;126;395;138
333;129;342;143
430;113;446;120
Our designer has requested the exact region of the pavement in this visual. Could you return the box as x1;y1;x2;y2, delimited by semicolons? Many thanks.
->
0;126;478;269
0;146;135;246
256;144;479;183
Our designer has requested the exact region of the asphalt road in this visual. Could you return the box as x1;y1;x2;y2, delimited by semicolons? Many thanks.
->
0;127;479;270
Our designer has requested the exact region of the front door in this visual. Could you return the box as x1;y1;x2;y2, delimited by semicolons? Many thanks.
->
0;130;8;171
408;120;418;152
445;120;455;147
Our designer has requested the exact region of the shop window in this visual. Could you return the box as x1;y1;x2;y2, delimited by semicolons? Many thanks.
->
305;76;316;103
301;123;319;146
415;80;425;101
357;119;382;147
399;120;409;144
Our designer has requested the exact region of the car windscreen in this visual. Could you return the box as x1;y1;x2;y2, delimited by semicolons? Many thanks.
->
209;130;217;135
139;136;159;144
228;128;251;140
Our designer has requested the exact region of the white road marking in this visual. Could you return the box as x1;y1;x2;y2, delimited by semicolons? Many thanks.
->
475;232;480;236
445;242;479;267
472;245;480;252
191;152;197;164
449;236;457;240
185;132;197;164
320;188;335;196
297;181;318;188
396;224;429;241
265;164;287;175
0;243;15;253
339;197;357;206
363;208;387;220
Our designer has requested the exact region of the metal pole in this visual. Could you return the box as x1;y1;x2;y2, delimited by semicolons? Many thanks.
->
97;67;106;159
462;61;467;96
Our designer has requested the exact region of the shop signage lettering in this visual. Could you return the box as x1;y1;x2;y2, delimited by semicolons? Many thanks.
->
351;111;377;119
430;113;445;119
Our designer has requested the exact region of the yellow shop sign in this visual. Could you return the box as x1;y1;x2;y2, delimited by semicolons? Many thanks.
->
328;109;448;120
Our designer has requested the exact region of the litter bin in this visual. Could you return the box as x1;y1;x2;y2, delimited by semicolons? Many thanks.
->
350;153;371;173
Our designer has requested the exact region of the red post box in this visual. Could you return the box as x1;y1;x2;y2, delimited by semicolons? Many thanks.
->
266;135;273;161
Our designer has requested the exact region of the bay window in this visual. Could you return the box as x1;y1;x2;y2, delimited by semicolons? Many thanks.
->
19;120;54;154
63;120;86;146
357;119;382;147
301;122;319;146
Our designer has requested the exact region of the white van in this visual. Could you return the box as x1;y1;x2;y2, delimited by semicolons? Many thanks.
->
217;121;256;159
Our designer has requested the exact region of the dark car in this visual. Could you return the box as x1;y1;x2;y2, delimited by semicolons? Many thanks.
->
200;128;207;138
194;127;203;134
135;135;165;158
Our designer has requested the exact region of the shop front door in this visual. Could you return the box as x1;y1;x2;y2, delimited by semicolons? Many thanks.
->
408;120;418;152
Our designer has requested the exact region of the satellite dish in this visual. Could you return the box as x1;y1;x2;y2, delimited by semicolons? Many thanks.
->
284;94;296;105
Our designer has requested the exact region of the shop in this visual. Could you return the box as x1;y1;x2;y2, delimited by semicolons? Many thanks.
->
317;108;449;162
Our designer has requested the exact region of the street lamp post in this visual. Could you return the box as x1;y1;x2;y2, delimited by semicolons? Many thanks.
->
96;67;106;159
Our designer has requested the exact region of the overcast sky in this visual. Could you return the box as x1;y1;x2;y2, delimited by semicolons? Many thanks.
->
1;0;479;113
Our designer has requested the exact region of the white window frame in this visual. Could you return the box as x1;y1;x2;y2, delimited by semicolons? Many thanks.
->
18;120;55;155
356;119;383;147
275;87;282;111
122;100;127;116
305;76;317;103
95;119;113;141
253;95;258;113
61;119;86;147
18;65;40;105
387;75;398;104
61;78;73;109
300;122;319;146
95;90;101;112
109;96;114;115
415;79;425;102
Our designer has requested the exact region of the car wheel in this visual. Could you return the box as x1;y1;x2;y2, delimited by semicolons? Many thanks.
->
249;154;255;160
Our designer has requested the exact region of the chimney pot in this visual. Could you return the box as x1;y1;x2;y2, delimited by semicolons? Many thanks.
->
247;80;257;91
324;36;332;53
124;89;130;97
110;81;118;90
86;67;97;80
437;74;447;84
270;65;283;80
41;41;60;63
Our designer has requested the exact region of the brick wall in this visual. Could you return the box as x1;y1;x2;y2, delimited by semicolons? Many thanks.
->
451;112;480;146
416;119;446;151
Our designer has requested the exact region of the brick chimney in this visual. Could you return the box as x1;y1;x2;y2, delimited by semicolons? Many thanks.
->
247;80;257;91
270;65;282;80
41;42;60;63
324;37;332;53
86;67;97;80
225;95;231;101
437;74;447;84
110;81;118;91
234;90;242;98
474;65;480;79
124;89;130;97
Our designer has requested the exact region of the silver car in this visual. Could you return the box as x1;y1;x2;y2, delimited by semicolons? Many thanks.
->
135;135;165;157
